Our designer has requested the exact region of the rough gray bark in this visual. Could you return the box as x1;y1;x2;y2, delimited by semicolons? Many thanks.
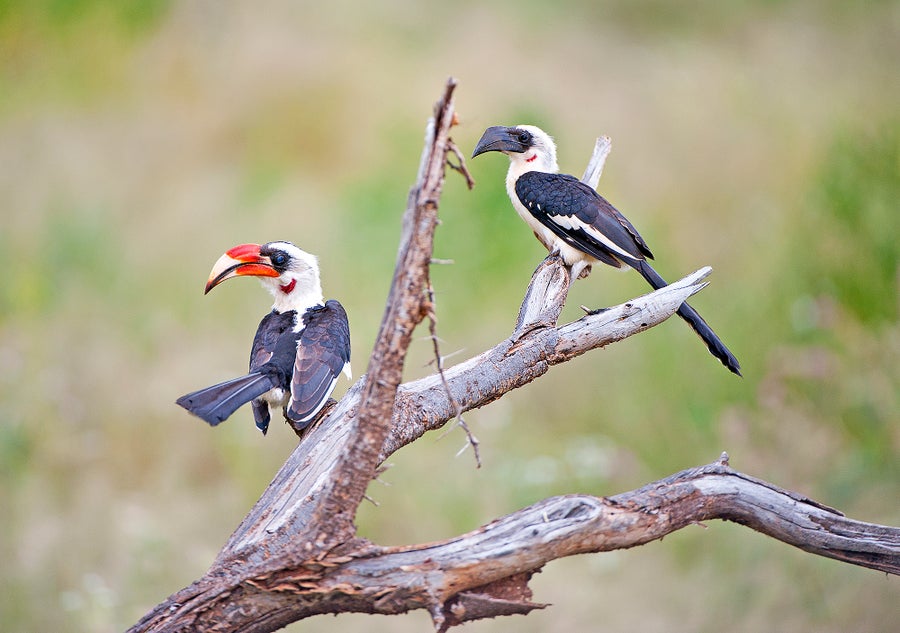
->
129;79;900;633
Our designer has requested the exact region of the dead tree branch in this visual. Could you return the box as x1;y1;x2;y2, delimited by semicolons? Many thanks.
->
130;79;899;633
285;456;900;630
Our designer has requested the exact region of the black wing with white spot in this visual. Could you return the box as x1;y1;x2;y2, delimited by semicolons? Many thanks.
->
515;171;654;267
286;300;351;429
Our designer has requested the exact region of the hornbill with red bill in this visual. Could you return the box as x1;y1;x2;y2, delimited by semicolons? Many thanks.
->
176;241;351;434
472;124;741;376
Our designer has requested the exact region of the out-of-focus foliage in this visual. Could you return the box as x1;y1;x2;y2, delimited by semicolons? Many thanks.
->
802;126;899;326
0;2;897;632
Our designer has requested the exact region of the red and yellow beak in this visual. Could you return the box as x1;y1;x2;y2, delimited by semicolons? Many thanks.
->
204;243;280;294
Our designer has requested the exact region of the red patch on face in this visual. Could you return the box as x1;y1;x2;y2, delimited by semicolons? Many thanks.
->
280;278;297;294
525;153;537;163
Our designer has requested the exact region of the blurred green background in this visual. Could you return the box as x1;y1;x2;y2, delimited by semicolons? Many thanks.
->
1;1;897;631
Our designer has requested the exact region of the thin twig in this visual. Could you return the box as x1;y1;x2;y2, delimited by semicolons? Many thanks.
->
424;347;466;368
425;279;481;467
447;138;476;190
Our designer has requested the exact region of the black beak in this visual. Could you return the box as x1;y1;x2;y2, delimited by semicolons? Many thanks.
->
472;126;529;158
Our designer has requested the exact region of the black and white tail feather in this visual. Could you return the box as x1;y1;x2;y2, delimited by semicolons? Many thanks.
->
176;373;275;428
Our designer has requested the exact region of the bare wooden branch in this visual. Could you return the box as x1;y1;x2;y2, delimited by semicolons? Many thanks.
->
383;266;714;459
309;460;899;616
514;253;571;331
130;80;899;633
581;135;612;190
134;458;900;632
303;459;900;627
318;76;458;539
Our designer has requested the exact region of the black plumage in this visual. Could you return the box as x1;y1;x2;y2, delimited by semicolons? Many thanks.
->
514;171;741;376
516;171;653;266
176;302;350;433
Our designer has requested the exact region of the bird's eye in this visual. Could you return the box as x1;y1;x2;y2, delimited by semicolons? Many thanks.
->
271;252;288;267
517;131;532;145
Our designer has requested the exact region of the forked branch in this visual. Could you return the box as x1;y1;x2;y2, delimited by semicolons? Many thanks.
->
130;79;899;633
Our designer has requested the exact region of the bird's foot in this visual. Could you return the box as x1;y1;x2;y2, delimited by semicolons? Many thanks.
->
581;305;610;316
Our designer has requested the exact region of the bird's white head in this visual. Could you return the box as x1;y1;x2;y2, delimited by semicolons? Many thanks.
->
205;241;324;313
471;124;559;173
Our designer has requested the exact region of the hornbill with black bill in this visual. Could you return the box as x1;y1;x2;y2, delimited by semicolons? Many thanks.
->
176;241;351;434
472;124;741;376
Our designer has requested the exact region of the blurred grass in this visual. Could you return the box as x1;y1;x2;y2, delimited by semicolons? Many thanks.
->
1;1;898;632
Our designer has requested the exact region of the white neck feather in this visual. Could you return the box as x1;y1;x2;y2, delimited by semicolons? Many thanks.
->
265;270;323;314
